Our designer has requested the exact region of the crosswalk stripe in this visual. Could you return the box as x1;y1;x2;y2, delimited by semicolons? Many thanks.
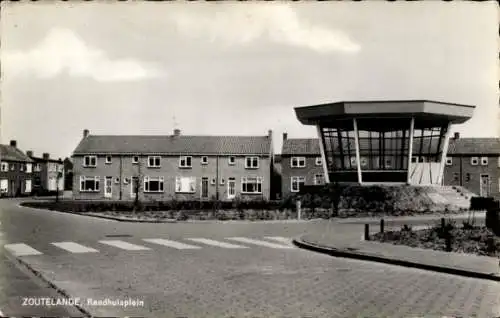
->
4;243;43;256
227;237;294;249
98;240;151;251
264;236;293;245
186;238;248;249
143;239;201;250
51;242;99;253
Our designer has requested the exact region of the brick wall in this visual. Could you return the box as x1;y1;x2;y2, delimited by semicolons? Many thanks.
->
72;154;272;201
0;161;33;196
281;155;324;198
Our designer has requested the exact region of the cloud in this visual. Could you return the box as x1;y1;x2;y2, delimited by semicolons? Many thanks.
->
1;28;164;82
170;3;360;54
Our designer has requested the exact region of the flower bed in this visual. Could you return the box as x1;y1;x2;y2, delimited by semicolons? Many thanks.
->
371;222;500;257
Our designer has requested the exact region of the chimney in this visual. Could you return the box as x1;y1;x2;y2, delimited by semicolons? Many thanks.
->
173;129;181;136
83;129;90;138
454;132;460;140
268;129;273;139
283;132;288;141
26;150;33;157
43;153;50;160
10;140;17;147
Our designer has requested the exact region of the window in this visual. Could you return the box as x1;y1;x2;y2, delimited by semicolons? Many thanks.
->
83;156;97;167
291;157;306;168
384;157;393;168
148;156;161;168
0;179;8;193
79;176;100;192
314;174;324;185
0;162;8;172
132;156;139;164
315;157;322;166
211;178;216;185
465;173;471;182
175;176;196;193
114;177;120;184
228;156;236;165
291;176;305;193
481;157;488;166
220;178;225;185
144;176;164;192
411;156;418;163
123;178;130;184
360;157;368;167
105;156;112;164
471;157;479;166
34;163;41;172
20;164;24;171
245;157;259;169
9;164;15;171
242;177;263;194
445;157;453;166
453;172;459;181
201;156;208;165
179;156;192;168
350;157;357;166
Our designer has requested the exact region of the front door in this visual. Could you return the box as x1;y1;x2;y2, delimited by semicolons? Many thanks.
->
480;174;490;197
25;180;32;194
105;177;112;198
228;177;236;199
201;177;209;199
131;177;138;198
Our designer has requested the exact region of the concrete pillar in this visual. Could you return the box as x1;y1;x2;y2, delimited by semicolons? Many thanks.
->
353;118;362;184
407;117;415;184
437;123;453;185
316;125;330;183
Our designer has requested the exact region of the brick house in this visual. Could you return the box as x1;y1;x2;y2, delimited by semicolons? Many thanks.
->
443;133;500;198
26;151;65;195
71;129;274;201
280;133;325;198
0;140;34;197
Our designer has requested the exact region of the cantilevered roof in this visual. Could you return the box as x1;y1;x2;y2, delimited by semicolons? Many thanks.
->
295;100;475;126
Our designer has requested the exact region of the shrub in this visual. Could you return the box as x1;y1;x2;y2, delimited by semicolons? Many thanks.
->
486;208;500;236
470;197;496;211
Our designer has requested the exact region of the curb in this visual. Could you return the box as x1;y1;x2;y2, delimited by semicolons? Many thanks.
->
292;235;500;282
4;252;92;318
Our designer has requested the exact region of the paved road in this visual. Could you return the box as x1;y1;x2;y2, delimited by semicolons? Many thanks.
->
1;198;499;317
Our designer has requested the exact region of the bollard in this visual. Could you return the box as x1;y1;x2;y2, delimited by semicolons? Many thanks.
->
296;200;301;220
364;224;370;241
380;219;385;233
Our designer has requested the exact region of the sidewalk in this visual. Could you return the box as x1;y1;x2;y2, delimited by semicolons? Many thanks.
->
293;225;500;282
334;211;485;224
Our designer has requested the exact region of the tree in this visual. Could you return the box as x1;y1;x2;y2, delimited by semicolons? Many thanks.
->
323;180;346;218
133;158;143;211
55;171;63;203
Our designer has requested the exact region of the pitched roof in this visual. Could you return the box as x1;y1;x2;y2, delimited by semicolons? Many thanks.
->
282;139;321;155
447;138;500;155
0;145;34;162
72;135;272;156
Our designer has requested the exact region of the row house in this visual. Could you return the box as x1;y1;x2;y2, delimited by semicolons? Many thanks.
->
26;151;65;195
71;129;274;201
0;140;34;197
443;133;500;199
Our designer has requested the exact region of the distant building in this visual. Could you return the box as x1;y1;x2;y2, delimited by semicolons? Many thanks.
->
443;133;500;198
26;151;64;195
71;129;274;201
0;140;34;197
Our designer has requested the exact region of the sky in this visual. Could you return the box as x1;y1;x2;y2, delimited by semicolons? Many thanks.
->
0;1;498;160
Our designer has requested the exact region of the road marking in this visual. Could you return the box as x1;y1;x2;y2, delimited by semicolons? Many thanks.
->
226;237;294;249
4;243;43;256
264;236;293;245
98;240;151;251
186;238;248;249
143;238;201;250
51;242;99;253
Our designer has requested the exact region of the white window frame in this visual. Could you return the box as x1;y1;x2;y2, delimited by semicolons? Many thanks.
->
175;176;196;193
211;178;216;185
291;176;305;193
132;156;139;164
123;177;130;185
201;156;208;165
9;163;15;171
105;156;112;164
114;177;120;184
241;176;263;194
350;157;357;166
314;174;324;185
315;157;322;166
481;156;488;166
144;176;164;193
83;155;97;167
148;156;161;168
445;157;453;166
0;162;8;172
34;163;41;172
0;179;8;193
245;157;259;169
79;176;100;192
471;157;479;166
220;178;225;185
291;157;306;168
20;164;24;172
179;156;192;168
228;156;236;165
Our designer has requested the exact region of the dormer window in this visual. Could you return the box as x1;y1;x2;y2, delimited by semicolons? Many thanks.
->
83;156;97;167
481;157;488;166
105;156;112;164
470;157;479;166
228;156;236;165
315;157;322;166
445;157;453;166
132;156;139;164
179;156;192;168
148;156;161;168
201;156;208;165
291;157;306;168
